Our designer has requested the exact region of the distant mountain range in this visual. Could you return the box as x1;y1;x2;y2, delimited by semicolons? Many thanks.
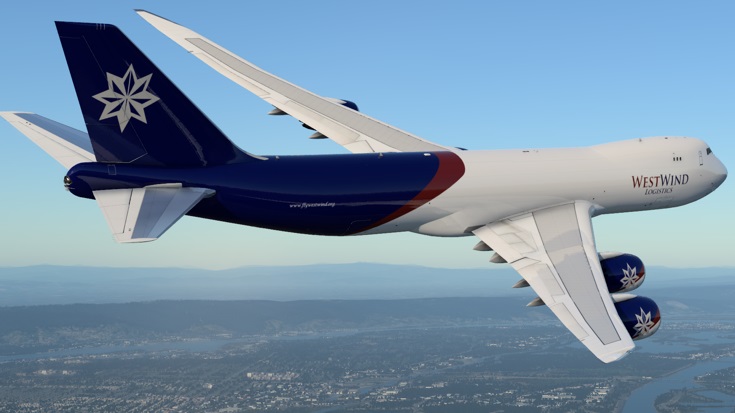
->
1;264;734;356
0;263;733;306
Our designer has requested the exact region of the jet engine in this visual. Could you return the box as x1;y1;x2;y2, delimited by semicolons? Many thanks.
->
269;98;359;138
334;98;359;112
613;295;661;340
599;252;645;293
299;98;359;137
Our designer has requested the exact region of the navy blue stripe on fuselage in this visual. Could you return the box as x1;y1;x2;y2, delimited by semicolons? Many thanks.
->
67;152;465;236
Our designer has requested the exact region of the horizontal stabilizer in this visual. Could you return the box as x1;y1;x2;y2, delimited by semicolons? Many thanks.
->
1;112;95;169
93;184;214;243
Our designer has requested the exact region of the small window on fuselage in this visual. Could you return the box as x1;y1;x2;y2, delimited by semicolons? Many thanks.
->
706;147;713;155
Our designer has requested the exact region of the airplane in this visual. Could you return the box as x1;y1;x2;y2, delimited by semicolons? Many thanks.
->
0;10;726;363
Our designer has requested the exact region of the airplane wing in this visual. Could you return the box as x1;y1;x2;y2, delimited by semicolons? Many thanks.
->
1;112;95;169
137;10;451;154
94;183;215;243
473;201;635;363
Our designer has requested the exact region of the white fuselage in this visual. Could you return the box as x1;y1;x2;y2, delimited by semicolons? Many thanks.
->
366;137;727;237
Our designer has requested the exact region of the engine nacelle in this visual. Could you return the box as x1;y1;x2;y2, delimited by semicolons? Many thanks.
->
269;98;359;138
600;252;645;293
334;98;359;112
301;98;360;132
614;295;661;340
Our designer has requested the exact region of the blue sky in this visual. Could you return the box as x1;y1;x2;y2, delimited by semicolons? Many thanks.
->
0;1;732;269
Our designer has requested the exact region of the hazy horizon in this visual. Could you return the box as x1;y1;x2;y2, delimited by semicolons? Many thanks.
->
1;263;732;307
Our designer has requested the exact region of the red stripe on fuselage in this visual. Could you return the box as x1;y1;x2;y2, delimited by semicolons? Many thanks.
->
357;151;465;233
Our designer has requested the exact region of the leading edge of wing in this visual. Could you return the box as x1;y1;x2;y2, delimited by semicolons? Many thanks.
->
136;10;450;154
474;201;635;363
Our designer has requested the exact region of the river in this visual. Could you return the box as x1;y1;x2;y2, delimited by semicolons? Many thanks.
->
622;356;735;413
622;329;735;413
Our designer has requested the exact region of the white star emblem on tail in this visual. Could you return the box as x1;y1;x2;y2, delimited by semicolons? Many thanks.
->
92;64;160;132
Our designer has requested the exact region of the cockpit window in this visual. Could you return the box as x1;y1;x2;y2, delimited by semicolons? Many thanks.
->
706;147;713;155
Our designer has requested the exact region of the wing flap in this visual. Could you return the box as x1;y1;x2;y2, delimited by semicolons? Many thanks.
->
93;184;215;243
548;301;589;340
137;10;450;154
474;201;634;363
1;112;95;169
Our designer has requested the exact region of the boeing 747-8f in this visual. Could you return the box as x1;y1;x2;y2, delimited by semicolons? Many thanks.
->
1;11;726;363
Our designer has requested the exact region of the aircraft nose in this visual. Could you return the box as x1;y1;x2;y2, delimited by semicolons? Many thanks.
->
712;156;727;188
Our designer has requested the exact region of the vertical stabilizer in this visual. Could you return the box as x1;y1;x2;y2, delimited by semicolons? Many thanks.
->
56;21;255;166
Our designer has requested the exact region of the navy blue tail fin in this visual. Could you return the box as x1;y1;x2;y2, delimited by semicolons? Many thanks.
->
56;21;256;166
